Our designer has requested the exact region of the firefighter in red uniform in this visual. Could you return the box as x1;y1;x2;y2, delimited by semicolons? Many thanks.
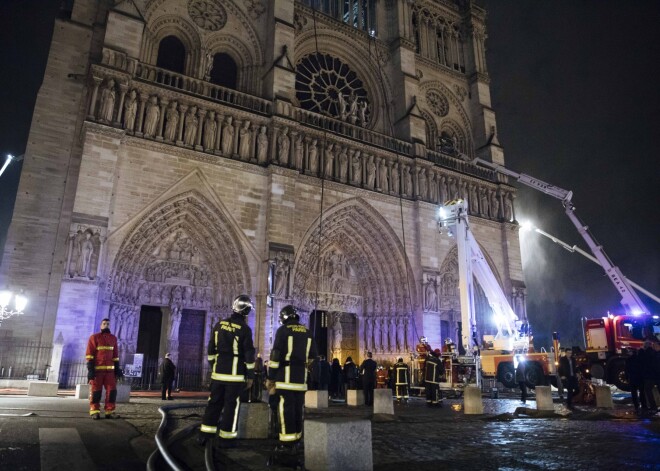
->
416;337;431;384
86;318;122;419
266;305;317;464
376;366;388;388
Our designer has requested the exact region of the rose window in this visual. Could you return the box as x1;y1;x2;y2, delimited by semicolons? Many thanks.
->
295;53;371;126
188;0;227;31
426;90;449;117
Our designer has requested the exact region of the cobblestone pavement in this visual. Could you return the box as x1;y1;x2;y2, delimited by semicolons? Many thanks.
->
2;391;658;470
141;392;660;471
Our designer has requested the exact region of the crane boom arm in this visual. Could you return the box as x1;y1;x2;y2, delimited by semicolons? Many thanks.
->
472;157;650;315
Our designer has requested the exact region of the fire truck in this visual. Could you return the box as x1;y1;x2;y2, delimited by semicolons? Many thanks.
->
437;199;556;391
471;157;659;391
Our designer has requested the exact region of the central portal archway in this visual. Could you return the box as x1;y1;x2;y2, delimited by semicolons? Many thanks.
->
292;198;417;363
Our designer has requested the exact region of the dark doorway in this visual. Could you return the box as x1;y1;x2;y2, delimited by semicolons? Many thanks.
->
209;53;237;89
136;305;163;386
157;35;186;73
310;310;328;359
179;309;205;365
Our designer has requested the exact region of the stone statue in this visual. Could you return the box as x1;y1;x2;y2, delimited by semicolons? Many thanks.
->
504;193;514;222
479;187;490;217
294;133;304;169
439;175;448;204
169;308;182;341
332;315;343;350
429;171;438;202
79;231;94;278
277;127;290;165
490;190;501;219
365;156;376;188
205;52;214;78
418;168;427;199
183;106;198;146
274;259;290;297
203;110;217;150
358;100;368;127
257;125;268;164
338;93;348;120
425;276;438;311
351;151;361;184
123;89;137;131
221;116;234;155
238;120;251;159
391;162;399;194
99;78;116;122
403;166;412;196
143;95;160;138
379;159;389;192
338;146;348;182
365;317;373;352
348;94;358;124
163;101;179;142
308;139;318;174
323;142;334;178
448;177;459;200
469;184;479;213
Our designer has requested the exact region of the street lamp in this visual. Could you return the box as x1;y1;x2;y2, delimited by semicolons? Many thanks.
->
0;290;28;327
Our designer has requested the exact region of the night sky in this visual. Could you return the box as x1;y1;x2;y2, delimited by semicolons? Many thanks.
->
0;1;658;339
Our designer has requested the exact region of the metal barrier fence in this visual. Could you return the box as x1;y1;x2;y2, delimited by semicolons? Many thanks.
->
0;340;53;380
58;358;211;390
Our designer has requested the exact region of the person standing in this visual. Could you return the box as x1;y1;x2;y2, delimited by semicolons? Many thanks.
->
344;356;359;390
515;355;528;404
160;353;176;400
393;357;410;403
625;348;646;412
266;305;317;454
199;295;256;446
329;358;344;399
317;356;330;391
559;348;578;410
424;349;444;407
86;318;123;419
360;352;378;406
250;353;264;402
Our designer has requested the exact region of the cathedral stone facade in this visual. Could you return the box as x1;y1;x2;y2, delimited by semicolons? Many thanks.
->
1;0;526;376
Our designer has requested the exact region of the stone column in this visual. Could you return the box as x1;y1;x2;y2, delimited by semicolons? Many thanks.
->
214;113;224;153
87;77;103;119
114;84;127;127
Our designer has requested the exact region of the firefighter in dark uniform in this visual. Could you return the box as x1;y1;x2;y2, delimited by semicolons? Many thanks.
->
424;349;444;406
86;318;123;419
199;295;256;446
393;357;410;403
266;305;317;452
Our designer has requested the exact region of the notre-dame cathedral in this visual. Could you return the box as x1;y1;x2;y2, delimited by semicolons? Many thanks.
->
0;0;526;381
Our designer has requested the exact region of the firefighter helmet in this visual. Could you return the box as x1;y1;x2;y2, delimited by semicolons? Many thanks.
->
279;305;299;324
433;348;442;356
420;336;428;344
232;295;253;317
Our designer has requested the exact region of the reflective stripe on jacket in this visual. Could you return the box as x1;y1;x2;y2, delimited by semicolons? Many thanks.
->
268;322;317;391
208;314;256;383
85;332;119;367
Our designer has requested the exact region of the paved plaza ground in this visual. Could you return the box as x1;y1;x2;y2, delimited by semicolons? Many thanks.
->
0;388;658;470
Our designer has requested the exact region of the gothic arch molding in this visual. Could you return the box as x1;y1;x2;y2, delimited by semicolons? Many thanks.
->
419;80;474;157
106;190;251;311
144;15;201;75
291;198;417;316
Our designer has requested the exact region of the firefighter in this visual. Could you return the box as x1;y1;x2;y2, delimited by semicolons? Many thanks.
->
199;295;256;446
424;349;444;406
393;357;410;403
266;305;317;455
376;366;388;388
416;337;430;384
86;317;123;419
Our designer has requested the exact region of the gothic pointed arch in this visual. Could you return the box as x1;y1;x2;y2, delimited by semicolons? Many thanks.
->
291;198;417;317
107;190;251;314
419;80;474;157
